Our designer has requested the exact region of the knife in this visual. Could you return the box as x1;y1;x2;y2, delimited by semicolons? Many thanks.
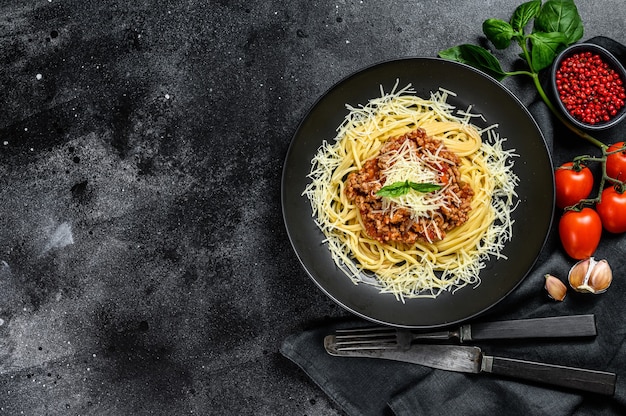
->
324;335;616;395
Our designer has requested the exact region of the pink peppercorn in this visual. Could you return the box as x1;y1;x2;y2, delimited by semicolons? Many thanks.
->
555;51;626;125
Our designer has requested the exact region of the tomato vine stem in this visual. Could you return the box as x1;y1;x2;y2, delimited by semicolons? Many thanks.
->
564;146;626;210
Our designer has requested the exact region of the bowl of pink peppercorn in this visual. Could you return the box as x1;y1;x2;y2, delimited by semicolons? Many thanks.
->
551;43;626;130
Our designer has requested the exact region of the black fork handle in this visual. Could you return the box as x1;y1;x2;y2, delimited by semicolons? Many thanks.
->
464;314;597;341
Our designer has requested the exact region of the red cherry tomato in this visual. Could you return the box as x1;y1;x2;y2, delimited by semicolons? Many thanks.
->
554;162;594;209
606;142;626;181
596;186;626;233
558;207;602;260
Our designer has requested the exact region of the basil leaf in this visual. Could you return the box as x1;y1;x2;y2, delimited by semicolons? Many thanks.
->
534;0;583;45
376;181;411;197
408;182;442;193
376;181;442;197
529;31;568;71
483;18;515;49
510;0;541;31
438;44;508;81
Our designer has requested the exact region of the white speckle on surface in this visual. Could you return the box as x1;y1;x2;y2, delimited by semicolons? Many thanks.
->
41;222;74;255
0;260;10;277
36;73;42;80
3;141;7;145
165;94;170;99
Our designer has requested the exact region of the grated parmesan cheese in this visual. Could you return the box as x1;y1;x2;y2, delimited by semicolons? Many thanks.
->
303;83;519;301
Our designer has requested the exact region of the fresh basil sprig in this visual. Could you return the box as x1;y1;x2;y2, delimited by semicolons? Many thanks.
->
437;0;604;149
440;0;582;74
376;180;442;198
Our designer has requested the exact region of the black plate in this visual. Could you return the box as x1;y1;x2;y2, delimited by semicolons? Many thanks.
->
281;57;554;328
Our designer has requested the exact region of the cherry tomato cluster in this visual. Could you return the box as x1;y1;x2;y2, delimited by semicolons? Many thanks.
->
555;142;626;260
555;52;626;125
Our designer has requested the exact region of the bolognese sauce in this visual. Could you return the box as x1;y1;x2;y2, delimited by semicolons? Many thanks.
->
345;128;474;244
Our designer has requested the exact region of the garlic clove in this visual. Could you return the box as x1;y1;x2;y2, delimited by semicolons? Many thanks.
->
587;259;612;294
568;257;593;293
568;257;612;294
545;274;567;301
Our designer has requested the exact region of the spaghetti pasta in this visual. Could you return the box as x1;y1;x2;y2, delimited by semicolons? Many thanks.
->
303;83;519;301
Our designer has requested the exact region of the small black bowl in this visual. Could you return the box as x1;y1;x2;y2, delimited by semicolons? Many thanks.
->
550;43;626;131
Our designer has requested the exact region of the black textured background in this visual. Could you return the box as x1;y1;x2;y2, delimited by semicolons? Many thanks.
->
0;1;624;415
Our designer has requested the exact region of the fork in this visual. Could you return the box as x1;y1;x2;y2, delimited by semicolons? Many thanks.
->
333;326;436;350
332;314;597;351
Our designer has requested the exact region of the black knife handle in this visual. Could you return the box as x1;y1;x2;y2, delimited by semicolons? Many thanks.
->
483;355;616;395
464;315;597;341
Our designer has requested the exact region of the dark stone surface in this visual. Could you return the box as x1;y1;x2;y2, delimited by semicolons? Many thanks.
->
0;1;623;414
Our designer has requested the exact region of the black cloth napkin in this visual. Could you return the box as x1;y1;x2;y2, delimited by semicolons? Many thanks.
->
280;37;626;416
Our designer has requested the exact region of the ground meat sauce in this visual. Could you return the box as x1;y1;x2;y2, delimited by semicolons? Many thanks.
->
345;128;474;244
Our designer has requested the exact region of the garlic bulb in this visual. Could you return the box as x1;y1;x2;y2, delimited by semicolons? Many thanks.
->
568;257;612;294
544;274;567;301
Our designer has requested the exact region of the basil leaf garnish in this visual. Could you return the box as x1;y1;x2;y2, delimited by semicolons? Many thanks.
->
376;180;442;198
409;182;443;193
